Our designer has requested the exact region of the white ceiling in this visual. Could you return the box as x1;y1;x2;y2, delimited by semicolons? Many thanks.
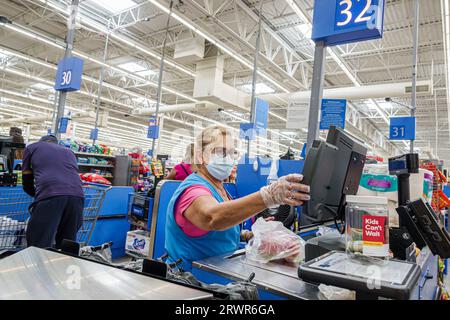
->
0;0;448;163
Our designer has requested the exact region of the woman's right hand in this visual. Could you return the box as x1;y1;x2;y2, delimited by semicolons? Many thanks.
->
260;173;310;208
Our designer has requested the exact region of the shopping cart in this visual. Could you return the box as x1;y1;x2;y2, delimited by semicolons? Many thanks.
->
0;188;33;254
77;184;111;246
0;184;110;254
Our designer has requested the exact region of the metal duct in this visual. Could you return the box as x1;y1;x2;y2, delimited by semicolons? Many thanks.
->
257;80;433;105
193;56;249;112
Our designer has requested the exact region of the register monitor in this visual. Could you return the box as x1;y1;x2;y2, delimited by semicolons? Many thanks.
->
300;126;367;227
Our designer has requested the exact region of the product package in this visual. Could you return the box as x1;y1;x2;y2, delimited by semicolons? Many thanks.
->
345;195;389;258
125;230;150;257
246;218;305;265
358;164;434;228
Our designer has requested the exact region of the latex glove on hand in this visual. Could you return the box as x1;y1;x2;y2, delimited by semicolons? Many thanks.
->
283;242;303;264
260;173;310;208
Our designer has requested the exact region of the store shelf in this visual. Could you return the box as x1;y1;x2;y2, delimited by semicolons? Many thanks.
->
74;152;115;159
77;163;114;168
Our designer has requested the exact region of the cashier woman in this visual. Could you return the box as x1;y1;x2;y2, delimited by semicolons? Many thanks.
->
165;125;310;271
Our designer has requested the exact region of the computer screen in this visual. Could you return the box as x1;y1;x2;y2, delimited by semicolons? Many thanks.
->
300;126;367;227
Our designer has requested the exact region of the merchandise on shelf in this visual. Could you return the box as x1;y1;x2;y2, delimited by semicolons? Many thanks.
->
79;173;111;185
78;157;88;164
88;157;98;165
345;196;390;258
59;139;114;156
151;160;164;178
421;162;450;212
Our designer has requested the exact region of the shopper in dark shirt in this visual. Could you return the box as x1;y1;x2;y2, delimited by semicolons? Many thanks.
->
22;135;84;249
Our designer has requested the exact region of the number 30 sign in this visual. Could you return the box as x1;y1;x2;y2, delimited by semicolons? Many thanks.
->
312;0;385;46
54;57;84;92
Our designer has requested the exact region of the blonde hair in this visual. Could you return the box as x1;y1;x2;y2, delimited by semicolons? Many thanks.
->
183;143;194;164
193;125;236;169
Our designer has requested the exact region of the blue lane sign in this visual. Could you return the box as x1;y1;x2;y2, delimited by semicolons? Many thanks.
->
240;123;256;141
147;125;159;139
147;116;160;139
58;117;70;134
389;117;416;140
55;57;84;92
254;98;269;136
90;128;99;140
300;143;307;159
312;0;385;46
320;99;347;130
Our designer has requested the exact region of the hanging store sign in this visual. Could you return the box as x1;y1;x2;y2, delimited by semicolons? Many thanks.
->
239;123;256;141
90;128;99;140
58;117;70;134
54;57;84;92
312;0;385;46
286;100;309;130
320;99;347;130
254;98;269;136
389;117;416;141
147;116;160;139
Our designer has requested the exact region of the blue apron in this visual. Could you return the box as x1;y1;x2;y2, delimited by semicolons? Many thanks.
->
164;173;240;271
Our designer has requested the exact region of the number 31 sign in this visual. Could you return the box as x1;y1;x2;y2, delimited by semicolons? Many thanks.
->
389;117;416;141
54;57;84;92
312;0;385;46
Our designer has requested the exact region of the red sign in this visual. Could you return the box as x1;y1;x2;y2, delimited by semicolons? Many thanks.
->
362;215;386;244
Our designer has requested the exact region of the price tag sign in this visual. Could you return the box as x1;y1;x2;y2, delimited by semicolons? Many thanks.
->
320;99;347;130
389;117;416;140
312;0;385;46
54;57;84;92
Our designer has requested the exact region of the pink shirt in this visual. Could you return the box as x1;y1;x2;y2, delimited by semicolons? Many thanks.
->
174;185;211;237
174;163;192;181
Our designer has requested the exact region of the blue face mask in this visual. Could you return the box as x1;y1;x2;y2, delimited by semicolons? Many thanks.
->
206;155;235;181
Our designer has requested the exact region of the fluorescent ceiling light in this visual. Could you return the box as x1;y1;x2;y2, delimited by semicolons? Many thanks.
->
30;83;53;91
281;131;298;136
117;62;156;77
296;24;312;39
240;83;275;94
0;50;10;59
90;0;136;14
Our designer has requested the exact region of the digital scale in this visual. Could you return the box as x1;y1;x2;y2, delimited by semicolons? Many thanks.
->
298;251;421;300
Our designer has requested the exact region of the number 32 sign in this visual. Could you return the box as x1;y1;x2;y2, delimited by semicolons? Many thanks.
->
312;0;385;46
54;57;84;92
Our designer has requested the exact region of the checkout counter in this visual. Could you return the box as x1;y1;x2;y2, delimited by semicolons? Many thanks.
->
191;245;439;300
1;127;447;300
0;246;215;300
190;127;448;300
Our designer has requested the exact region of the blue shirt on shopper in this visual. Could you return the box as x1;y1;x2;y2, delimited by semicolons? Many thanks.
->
22;136;84;202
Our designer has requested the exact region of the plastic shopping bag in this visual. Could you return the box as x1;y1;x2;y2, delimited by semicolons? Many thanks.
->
318;284;356;300
245;218;305;265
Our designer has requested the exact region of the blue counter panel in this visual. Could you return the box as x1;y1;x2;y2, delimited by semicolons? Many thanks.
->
443;185;450;198
88;216;130;259
99;186;134;216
